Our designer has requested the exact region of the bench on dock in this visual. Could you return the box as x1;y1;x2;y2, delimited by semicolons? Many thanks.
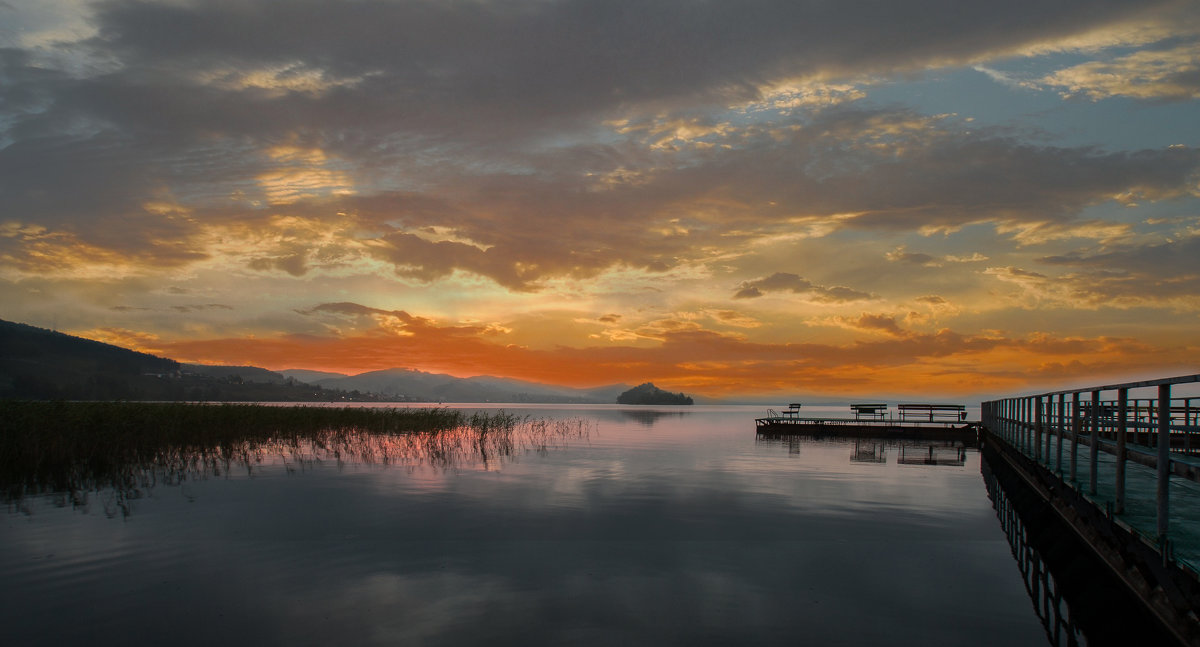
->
898;403;967;422
850;403;888;420
781;403;803;418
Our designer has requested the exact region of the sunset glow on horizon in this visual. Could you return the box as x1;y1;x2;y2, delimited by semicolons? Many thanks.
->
3;0;1199;399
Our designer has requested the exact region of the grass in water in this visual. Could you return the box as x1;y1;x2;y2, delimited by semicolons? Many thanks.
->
1;401;589;513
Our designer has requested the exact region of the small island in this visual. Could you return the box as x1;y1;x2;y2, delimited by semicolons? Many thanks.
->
616;382;694;405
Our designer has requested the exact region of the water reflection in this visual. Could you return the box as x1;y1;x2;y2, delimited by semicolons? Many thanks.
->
757;433;969;466
850;440;887;463
616;409;691;427
3;417;590;517
898;443;966;466
981;452;1176;646
754;431;804;454
0;408;1072;646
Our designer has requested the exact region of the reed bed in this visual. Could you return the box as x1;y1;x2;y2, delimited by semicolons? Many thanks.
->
0;401;589;511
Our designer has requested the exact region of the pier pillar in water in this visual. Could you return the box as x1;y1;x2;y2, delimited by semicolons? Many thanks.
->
1034;396;1043;463
1089;389;1100;495
1115;387;1128;515
1057;393;1065;475
1157;384;1171;542
1070;392;1080;483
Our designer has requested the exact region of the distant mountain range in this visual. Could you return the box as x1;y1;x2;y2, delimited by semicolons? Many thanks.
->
279;368;628;403
0;318;632;403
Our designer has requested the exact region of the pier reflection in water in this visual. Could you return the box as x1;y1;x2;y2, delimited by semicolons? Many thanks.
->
981;449;1177;647
850;439;887;463
898;443;967;466
756;433;969;467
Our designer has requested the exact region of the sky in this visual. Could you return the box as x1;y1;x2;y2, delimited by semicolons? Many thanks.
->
1;0;1199;400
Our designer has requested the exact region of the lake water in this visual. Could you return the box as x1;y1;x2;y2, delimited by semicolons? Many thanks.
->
0;404;1075;645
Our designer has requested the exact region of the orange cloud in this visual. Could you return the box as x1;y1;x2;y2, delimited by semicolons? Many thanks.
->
147;313;1200;400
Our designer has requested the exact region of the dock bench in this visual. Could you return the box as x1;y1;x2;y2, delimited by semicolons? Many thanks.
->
850;403;888;420
898;403;967;422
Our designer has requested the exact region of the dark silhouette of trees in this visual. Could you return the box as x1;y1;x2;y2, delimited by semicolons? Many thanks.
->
616;383;693;405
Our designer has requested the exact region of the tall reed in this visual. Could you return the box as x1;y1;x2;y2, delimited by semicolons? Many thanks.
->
0;401;588;510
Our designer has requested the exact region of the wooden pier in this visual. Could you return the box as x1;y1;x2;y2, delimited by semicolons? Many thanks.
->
755;403;979;443
982;374;1200;646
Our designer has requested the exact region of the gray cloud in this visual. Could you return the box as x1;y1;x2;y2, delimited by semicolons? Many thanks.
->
298;302;413;321
1038;235;1200;275
170;303;233;313
3;0;1198;294
886;250;939;266
734;272;874;302
83;0;1170;136
852;314;908;337
1037;235;1200;304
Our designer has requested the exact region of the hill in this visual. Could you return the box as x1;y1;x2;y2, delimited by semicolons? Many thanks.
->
296;367;628;403
184;363;289;384
0;318;630;403
616;383;694;405
277;369;350;384
0;319;369;401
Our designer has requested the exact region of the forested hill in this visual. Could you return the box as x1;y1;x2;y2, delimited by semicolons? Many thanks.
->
0;319;360;401
616;383;694;405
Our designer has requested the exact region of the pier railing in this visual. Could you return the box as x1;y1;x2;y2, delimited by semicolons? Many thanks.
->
981;374;1200;559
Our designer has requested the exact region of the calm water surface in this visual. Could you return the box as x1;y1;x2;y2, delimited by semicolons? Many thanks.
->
2;404;1048;646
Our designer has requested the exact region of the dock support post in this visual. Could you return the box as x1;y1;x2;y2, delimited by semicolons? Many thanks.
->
1009;398;1015;443
1057;392;1065;474
1089;390;1100;495
1070;392;1080;483
1034;397;1043;463
1115;387;1128;515
1016;397;1022;447
1018;398;1024;450
1187;399;1193;455
1157;384;1171;542
1044;396;1052;463
1016;398;1022;450
1021;397;1028;454
1002;399;1008;441
998;400;1004;439
1012;398;1017;444
1026;397;1033;455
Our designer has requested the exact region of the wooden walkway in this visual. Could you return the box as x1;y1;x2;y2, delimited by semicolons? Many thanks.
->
982;374;1200;645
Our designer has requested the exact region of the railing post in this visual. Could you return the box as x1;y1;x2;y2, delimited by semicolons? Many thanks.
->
1009;398;1014;443
1115;387;1128;515
1016;398;1022;450
1089;390;1100;495
1027;397;1034;455
1057;392;1065;474
1157;384;1171;542
1024;397;1031;455
1070;392;1080;482
1010;398;1016;444
1034;396;1043;462
1017;398;1024;450
1044;395;1052;462
1015;398;1021;449
1005;399;1011;443
1187;399;1193;455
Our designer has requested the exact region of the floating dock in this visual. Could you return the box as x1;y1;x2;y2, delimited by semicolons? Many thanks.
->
754;402;979;443
754;416;980;443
